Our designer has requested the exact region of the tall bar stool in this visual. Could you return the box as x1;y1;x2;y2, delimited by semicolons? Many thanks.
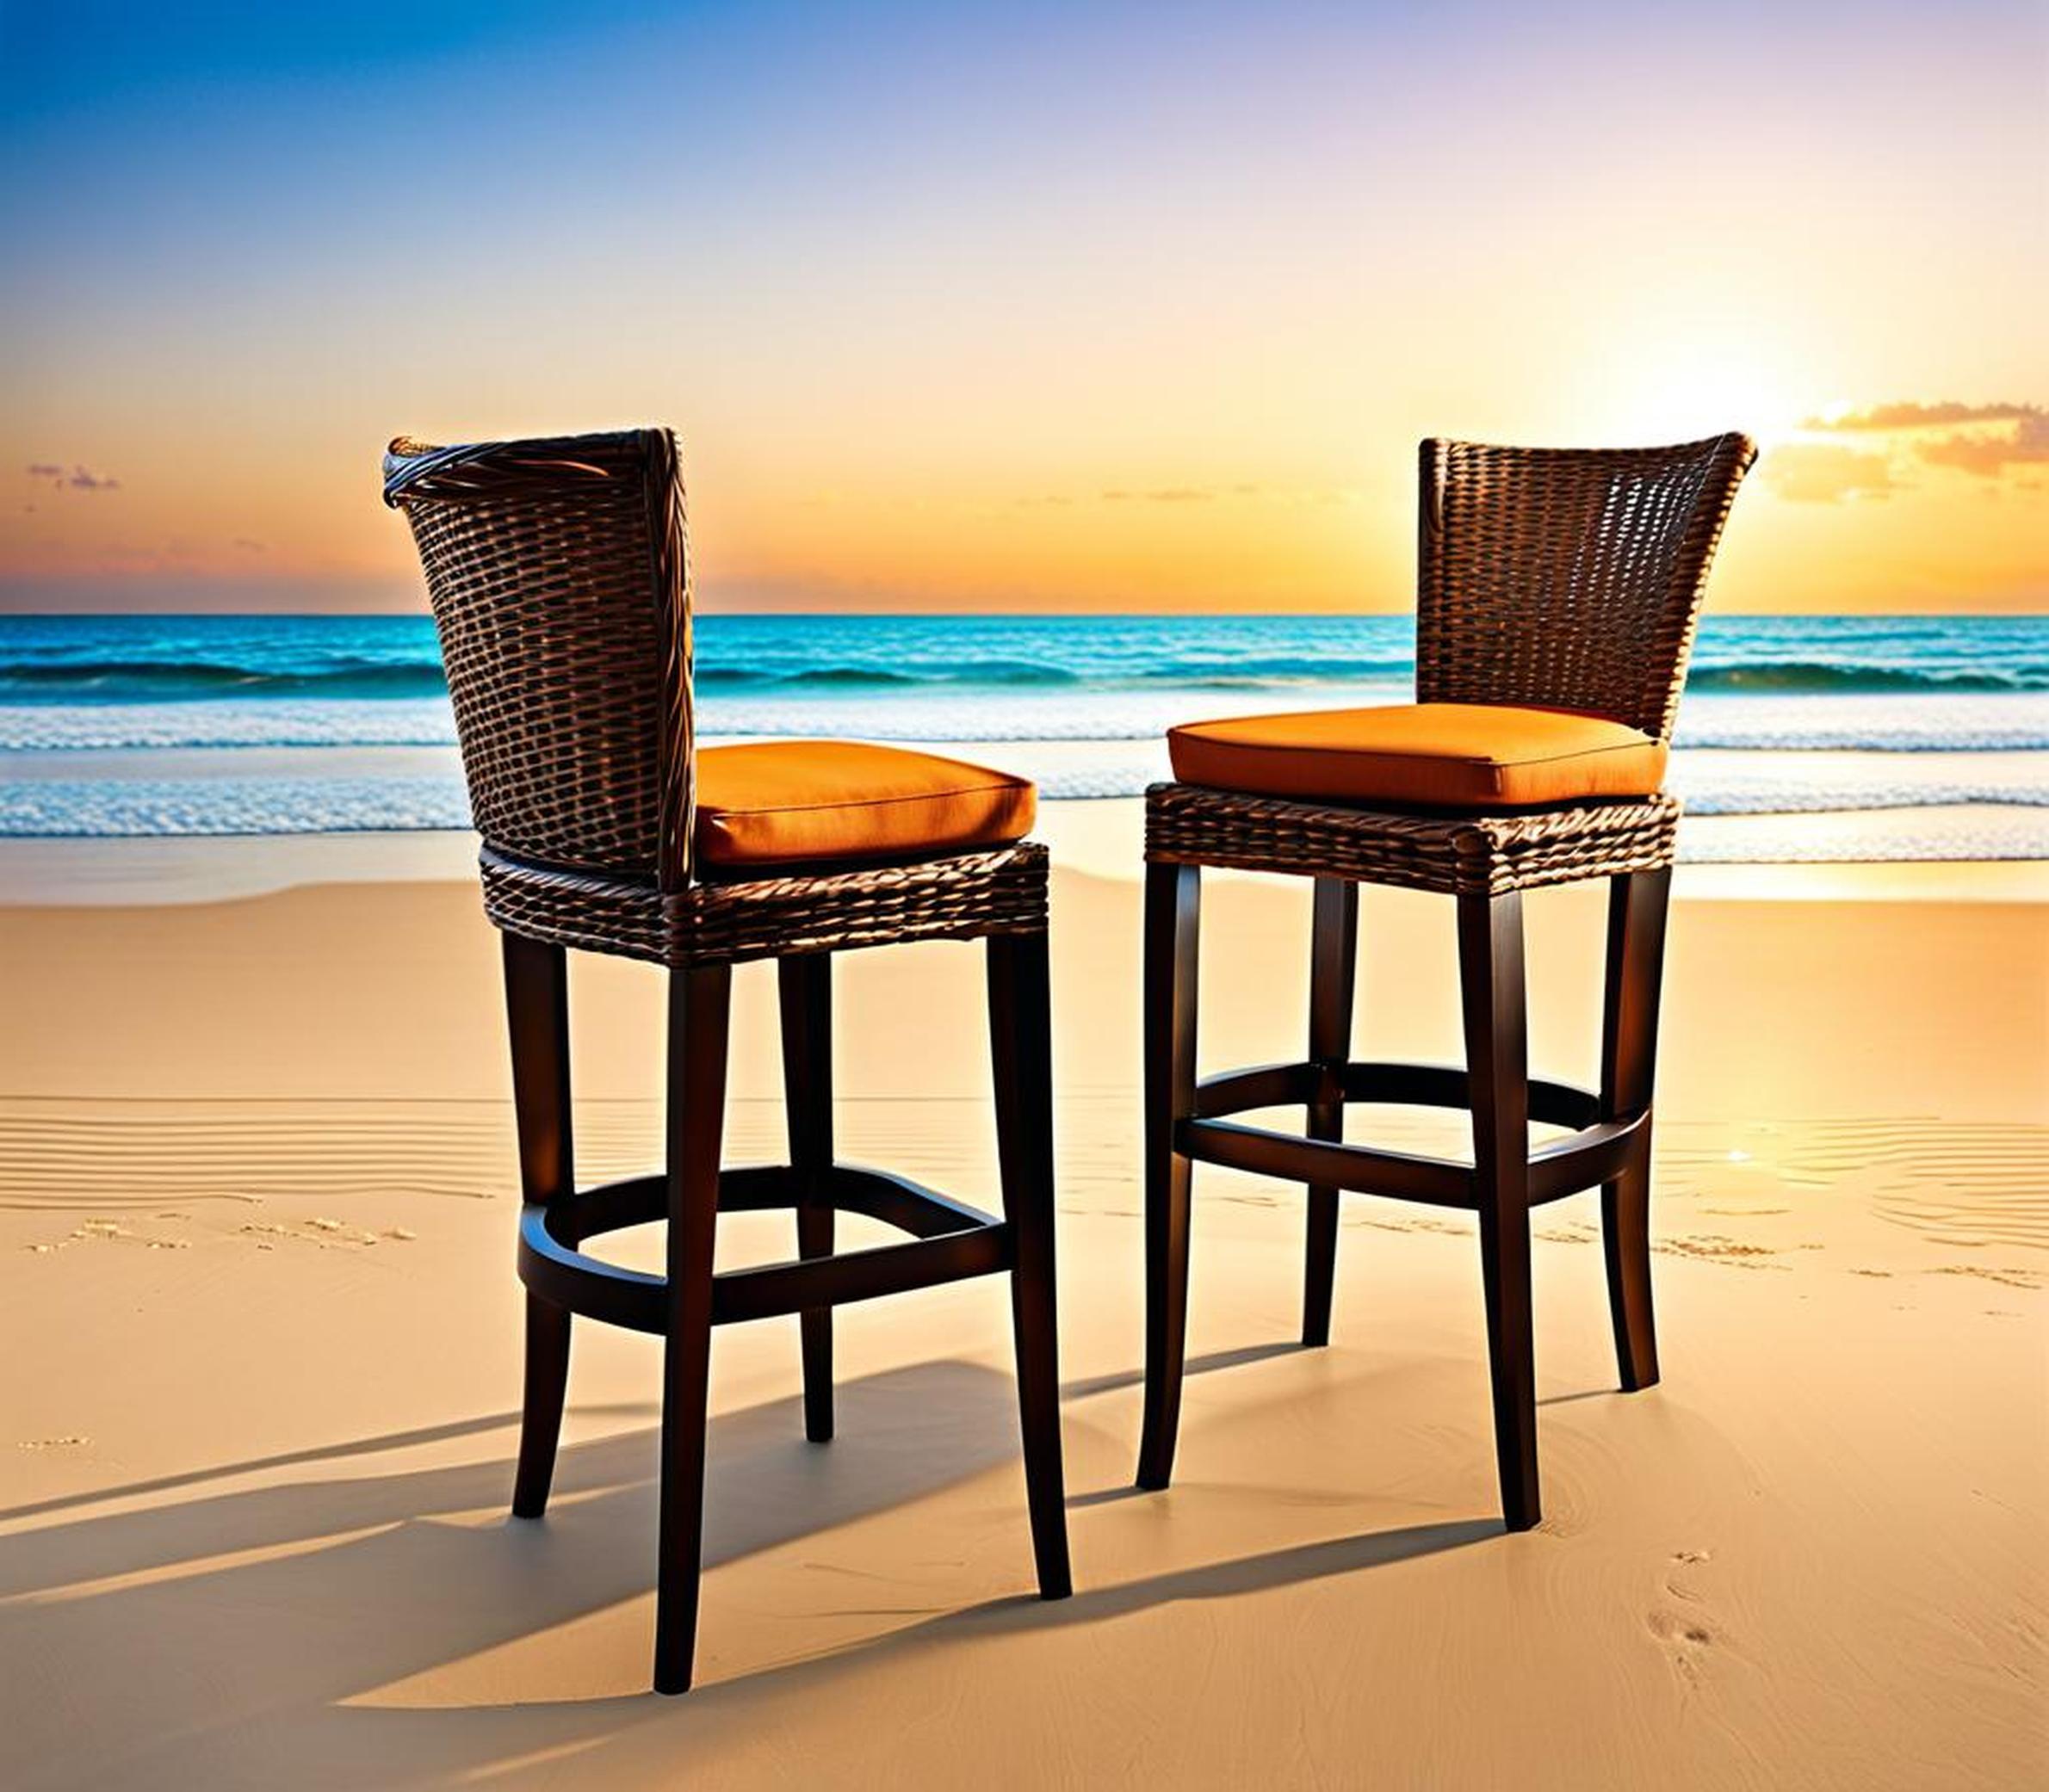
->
1136;434;1755;1528
383;428;1070;1695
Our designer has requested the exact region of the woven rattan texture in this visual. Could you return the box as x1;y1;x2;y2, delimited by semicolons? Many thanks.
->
1416;434;1755;740
480;843;1049;967
386;426;1050;964
383;429;694;887
1144;783;1680;897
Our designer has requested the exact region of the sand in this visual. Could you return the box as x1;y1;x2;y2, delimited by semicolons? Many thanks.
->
1;804;2044;1789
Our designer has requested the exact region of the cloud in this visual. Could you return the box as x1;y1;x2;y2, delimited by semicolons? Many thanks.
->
1772;400;2049;495
1800;400;2040;432
232;536;268;553
28;461;122;492
1761;443;1898;504
1101;487;1216;504
1916;411;2049;478
1093;482;1364;508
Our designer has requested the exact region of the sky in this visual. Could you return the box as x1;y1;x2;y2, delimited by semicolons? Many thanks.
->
2;0;2044;614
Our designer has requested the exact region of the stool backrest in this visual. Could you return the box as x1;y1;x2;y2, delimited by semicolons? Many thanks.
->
383;428;695;889
1415;434;1755;740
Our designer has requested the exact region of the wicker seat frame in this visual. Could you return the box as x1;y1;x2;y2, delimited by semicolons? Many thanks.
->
1136;433;1757;1534
384;428;1069;1696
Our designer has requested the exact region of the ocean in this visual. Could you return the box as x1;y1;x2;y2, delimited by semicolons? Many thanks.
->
1;613;2044;860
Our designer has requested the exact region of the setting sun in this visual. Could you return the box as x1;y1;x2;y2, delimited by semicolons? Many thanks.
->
3;3;2043;616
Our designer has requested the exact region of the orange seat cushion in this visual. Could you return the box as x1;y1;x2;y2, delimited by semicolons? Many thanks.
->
1167;702;1668;810
694;740;1036;868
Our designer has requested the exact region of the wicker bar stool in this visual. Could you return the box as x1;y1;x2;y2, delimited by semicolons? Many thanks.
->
383;427;1070;1695
1136;434;1755;1529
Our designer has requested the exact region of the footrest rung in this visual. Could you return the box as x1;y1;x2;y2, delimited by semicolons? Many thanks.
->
711;1226;1012;1325
515;1163;1011;1333
1180;1118;1473;1207
1194;1060;1600;1130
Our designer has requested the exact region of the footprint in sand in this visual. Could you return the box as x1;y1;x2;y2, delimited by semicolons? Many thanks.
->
1648;1550;1720;1684
1646;1605;1718;1683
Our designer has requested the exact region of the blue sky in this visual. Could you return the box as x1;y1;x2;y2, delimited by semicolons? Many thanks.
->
3;2;2043;611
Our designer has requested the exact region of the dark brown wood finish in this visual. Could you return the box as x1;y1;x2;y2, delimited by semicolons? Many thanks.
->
988;930;1074;1599
1185;1119;1472;1206
504;935;574;1205
1129;869;1683;1529
1136;861;1201;1491
779;953;836;1442
514;1166;1014;1332
387;428;1072;1696
1132;437;1751;1529
654;963;732;1697
505;935;574;1519
1197;1059;1601;1127
1600;867;1671;1392
1458;892;1541;1532
1302;878;1359;1347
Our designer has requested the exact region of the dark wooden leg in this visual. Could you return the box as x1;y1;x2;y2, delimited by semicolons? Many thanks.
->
1458;891;1540;1532
1302;878;1359;1348
988;930;1073;1599
511;1295;573;1519
778;953;836;1443
653;963;732;1696
1136;861;1201;1491
504;934;574;1520
1600;867;1671;1393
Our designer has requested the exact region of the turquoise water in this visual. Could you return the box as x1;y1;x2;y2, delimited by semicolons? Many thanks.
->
0;613;2044;853
2;612;2046;713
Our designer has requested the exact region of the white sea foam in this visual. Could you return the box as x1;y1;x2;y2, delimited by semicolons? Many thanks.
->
7;615;2042;859
1667;751;2048;815
0;776;474;837
5;688;2049;755
1679;807;2049;862
0;699;459;752
3;745;2044;854
1674;694;2049;751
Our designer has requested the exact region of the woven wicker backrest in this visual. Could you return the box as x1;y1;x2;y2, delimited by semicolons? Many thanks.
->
383;428;694;888
1415;434;1755;740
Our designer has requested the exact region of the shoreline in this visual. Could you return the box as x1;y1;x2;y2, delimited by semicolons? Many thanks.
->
2;804;2047;909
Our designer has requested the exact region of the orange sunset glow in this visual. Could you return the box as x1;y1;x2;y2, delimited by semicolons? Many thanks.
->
3;3;2044;614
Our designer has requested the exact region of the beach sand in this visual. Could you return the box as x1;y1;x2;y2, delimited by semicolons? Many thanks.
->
1;803;2044;1789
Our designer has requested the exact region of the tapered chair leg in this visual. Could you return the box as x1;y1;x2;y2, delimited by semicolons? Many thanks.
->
1137;861;1202;1491
1458;891;1540;1532
779;953;836;1443
1600;867;1671;1392
511;1295;573;1519
653;963;733;1696
504;934;575;1519
1302;878;1359;1347
988;930;1073;1599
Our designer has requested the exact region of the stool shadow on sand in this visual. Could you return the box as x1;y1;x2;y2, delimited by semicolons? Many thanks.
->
0;1350;1492;1789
